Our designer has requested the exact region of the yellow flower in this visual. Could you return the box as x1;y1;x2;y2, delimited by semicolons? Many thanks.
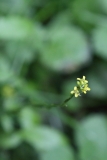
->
70;76;90;98
81;84;91;94
77;76;88;84
71;86;80;97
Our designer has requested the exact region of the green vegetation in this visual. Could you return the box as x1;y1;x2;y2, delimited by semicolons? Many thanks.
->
0;0;107;160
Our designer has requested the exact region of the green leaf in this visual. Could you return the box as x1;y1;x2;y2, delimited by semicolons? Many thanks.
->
98;0;107;14
21;126;67;151
1;115;14;132
0;0;29;14
87;60;107;98
18;107;41;129
76;115;107;160
88;73;107;98
0;133;22;149
72;0;100;30
41;145;75;160
40;24;90;72
0;55;14;82
92;23;107;59
0;17;34;40
3;97;21;111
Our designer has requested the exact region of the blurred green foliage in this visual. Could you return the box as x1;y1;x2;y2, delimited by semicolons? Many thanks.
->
0;0;107;160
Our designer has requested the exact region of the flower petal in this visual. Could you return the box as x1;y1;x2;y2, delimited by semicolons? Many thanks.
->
71;91;74;94
74;86;77;90
75;94;78;97
83;76;85;80
87;87;90;91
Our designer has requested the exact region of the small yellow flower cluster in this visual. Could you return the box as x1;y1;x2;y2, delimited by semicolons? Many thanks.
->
71;76;91;97
71;86;81;97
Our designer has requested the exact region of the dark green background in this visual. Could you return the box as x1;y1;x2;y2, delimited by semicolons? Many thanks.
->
0;0;107;160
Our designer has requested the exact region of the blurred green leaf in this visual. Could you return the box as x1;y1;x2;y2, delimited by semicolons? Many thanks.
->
72;0;107;29
76;115;107;160
0;0;30;14
87;60;107;98
92;23;107;59
18;107;41;129
0;133;22;149
88;73;107;98
0;17;34;40
1;115;14;132
0;55;14;82
72;0;97;29
3;97;21;111
40;23;90;72
41;145;75;160
101;0;107;14
21;126;67;151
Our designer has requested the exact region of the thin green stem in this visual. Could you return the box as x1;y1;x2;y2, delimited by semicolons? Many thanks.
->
29;94;74;109
60;94;74;107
